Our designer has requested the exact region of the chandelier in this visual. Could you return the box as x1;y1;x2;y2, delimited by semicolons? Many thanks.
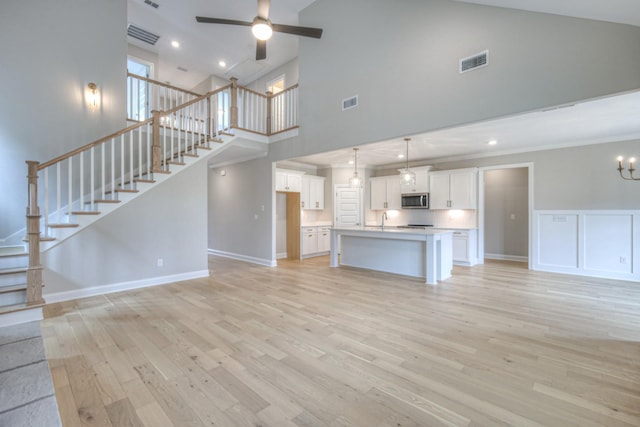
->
617;156;640;180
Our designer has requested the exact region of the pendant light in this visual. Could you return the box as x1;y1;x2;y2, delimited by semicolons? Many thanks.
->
399;138;416;186
349;148;362;187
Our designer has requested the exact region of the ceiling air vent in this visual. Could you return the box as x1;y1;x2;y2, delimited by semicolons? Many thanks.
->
460;50;488;73
342;95;358;111
127;24;160;45
177;66;188;72
144;0;160;8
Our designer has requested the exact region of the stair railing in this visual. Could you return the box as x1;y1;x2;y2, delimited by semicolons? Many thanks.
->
127;72;203;122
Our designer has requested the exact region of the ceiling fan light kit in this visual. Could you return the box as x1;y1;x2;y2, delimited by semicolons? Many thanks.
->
251;17;273;40
196;0;323;60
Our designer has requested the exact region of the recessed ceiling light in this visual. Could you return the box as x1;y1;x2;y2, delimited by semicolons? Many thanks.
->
218;60;227;68
397;154;405;158
171;40;180;48
487;140;497;145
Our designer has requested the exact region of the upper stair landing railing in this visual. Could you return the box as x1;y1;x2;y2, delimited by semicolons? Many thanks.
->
127;73;299;137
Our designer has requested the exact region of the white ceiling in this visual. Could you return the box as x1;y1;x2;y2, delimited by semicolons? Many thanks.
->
291;91;640;168
127;0;316;88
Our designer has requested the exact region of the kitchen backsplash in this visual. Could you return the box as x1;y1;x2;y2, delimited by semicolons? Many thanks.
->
368;209;478;228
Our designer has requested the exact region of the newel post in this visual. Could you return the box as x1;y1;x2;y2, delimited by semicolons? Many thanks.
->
266;90;273;136
25;161;43;305
230;77;239;129
151;110;162;172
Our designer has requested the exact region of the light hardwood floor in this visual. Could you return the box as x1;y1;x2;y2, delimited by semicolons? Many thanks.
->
41;256;640;427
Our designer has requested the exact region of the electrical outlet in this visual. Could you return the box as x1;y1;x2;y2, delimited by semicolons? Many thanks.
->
157;258;163;267
620;256;627;264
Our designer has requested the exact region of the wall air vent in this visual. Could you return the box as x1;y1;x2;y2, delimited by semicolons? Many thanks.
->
144;0;160;8
127;24;160;46
460;50;488;73
342;95;358;111
177;66;188;72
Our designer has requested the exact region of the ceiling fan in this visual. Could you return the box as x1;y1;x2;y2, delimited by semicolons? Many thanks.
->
196;0;323;61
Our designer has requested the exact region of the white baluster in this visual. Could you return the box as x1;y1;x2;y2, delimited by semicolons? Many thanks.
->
129;131;134;189
101;143;105;200
120;135;125;193
79;151;84;213
90;146;95;210
67;158;72;223
111;138;115;200
138;128;142;180
44;168;49;232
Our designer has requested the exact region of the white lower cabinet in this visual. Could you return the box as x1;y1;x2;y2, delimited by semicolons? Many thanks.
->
438;229;478;266
301;226;332;258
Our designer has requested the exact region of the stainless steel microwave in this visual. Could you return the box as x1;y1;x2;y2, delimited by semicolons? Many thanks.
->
401;193;429;209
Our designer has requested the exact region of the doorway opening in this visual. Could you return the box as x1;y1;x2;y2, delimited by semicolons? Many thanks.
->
478;163;533;268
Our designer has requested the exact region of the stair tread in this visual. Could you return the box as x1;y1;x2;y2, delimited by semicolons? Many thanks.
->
0;302;45;315
152;169;171;174
167;161;186;165
48;223;80;228
115;188;139;193
69;211;101;215
134;179;156;183
0;284;27;294
0;246;27;256
182;153;199;158
89;199;121;204
0;252;28;258
0;267;27;275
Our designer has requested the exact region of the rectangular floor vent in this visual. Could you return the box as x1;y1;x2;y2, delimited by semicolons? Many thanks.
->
342;95;358;111
460;50;488;73
127;24;160;45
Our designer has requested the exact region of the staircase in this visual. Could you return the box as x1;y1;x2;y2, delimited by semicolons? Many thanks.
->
0;73;300;326
0;246;41;326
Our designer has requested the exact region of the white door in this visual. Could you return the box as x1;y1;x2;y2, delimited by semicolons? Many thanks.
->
334;185;362;227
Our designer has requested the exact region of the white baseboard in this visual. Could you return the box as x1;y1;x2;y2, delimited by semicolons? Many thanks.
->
485;253;529;262
276;252;288;259
44;270;210;304
208;249;276;267
0;306;43;328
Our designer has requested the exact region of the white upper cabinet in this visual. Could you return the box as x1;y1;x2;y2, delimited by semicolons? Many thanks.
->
370;176;401;210
400;166;431;194
276;169;304;192
429;168;478;209
301;175;325;210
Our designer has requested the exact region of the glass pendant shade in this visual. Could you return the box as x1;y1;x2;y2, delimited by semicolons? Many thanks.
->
350;148;361;188
400;168;416;186
399;137;415;186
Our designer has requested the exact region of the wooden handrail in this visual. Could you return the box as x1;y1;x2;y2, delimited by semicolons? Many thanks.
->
158;85;232;118
270;84;299;98
38;119;153;170
237;86;269;98
127;72;202;97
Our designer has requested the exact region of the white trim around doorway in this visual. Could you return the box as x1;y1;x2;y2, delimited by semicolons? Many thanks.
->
478;162;534;269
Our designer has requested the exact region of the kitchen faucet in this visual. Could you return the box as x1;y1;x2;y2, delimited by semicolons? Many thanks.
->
381;212;388;230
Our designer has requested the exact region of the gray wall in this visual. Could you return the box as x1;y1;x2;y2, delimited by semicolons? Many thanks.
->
484;168;528;258
432;139;639;210
268;0;640;161
42;161;209;294
208;158;273;262
0;0;127;240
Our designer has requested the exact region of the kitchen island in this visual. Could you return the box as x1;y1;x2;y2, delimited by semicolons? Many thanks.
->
330;227;453;285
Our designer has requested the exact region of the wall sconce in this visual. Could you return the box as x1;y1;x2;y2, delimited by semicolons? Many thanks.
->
86;82;99;110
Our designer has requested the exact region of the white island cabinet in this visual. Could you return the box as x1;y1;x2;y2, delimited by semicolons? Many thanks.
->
330;227;453;285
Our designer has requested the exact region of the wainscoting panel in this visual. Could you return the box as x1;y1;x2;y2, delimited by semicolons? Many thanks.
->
533;210;639;281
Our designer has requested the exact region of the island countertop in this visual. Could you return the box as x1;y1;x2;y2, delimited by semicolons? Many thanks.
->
330;227;453;285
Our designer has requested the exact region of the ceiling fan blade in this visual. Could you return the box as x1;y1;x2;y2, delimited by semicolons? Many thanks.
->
257;0;270;19
195;16;252;27
271;23;323;39
256;40;267;60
